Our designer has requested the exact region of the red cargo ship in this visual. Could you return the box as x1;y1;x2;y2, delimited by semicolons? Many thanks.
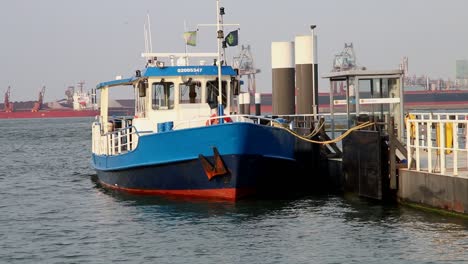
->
0;109;99;119
0;83;99;119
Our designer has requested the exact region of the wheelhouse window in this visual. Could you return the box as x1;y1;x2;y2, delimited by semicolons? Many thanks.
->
179;80;201;104
152;82;174;110
135;80;147;117
206;80;227;109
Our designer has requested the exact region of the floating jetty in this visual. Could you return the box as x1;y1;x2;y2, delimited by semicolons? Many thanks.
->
315;68;468;215
400;112;468;214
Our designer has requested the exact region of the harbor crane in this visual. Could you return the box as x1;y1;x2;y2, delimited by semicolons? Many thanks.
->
332;43;365;72
65;86;75;103
331;43;366;94
31;86;45;112
3;86;14;112
232;45;261;96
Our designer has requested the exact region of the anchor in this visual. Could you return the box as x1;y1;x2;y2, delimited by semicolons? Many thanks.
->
199;147;228;180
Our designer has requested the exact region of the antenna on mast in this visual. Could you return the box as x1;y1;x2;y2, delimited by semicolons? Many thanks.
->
144;12;153;53
144;24;149;53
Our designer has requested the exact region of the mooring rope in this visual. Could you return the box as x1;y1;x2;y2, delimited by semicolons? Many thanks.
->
303;120;325;138
279;121;375;144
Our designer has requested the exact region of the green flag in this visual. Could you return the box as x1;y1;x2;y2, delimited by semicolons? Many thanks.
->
183;31;197;46
225;30;238;47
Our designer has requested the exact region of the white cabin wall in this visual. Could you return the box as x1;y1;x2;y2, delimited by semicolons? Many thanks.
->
100;87;109;130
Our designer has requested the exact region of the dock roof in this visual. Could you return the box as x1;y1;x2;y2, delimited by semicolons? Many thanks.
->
322;69;403;79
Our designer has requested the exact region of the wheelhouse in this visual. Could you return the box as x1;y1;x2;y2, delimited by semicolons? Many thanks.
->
96;58;240;133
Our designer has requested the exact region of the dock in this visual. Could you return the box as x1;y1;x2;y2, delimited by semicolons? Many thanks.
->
399;112;468;214
266;36;468;215
305;69;468;216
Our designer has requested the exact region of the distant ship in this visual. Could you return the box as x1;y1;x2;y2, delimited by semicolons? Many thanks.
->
0;82;99;119
257;87;468;114
394;87;468;110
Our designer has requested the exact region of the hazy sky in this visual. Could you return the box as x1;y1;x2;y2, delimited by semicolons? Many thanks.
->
1;0;467;101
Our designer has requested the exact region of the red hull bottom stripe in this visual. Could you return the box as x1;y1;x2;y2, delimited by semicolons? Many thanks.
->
98;181;253;201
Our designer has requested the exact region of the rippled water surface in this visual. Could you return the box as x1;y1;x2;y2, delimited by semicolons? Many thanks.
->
0;118;467;264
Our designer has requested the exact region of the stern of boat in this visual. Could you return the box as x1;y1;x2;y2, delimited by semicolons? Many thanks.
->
92;117;140;156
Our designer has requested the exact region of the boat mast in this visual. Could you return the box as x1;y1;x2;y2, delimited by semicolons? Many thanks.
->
216;0;224;118
147;12;153;53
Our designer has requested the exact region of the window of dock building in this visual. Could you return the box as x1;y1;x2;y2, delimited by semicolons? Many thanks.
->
152;82;174;110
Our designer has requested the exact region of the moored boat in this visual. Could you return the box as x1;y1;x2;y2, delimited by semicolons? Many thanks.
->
90;1;318;201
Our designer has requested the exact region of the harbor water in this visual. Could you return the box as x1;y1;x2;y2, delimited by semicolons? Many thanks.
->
0;118;467;263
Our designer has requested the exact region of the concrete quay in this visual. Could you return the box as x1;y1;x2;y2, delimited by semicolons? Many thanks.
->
398;149;468;214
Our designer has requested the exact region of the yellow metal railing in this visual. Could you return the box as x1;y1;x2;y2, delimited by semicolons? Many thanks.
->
405;112;468;176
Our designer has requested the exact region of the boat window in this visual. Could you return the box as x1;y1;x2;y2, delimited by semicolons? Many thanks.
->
137;80;147;97
152;82;174;110
206;80;227;109
231;78;239;96
135;80;147;117
179;80;201;104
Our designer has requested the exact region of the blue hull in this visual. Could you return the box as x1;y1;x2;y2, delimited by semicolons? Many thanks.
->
92;122;301;200
93;154;301;200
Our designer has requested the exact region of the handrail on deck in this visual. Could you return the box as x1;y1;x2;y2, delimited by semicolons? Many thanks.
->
405;113;468;176
92;123;143;156
92;112;368;158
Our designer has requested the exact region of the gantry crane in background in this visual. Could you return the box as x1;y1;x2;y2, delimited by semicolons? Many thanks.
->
331;43;366;94
3;86;14;112
65;85;75;103
31;86;45;112
232;45;261;96
332;42;365;72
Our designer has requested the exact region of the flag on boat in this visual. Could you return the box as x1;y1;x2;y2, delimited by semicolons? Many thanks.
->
183;31;197;46
225;30;238;47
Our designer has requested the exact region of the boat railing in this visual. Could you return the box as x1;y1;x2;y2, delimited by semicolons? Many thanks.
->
174;114;324;131
93;114;327;155
405;114;468;176
265;114;320;130
92;122;152;156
